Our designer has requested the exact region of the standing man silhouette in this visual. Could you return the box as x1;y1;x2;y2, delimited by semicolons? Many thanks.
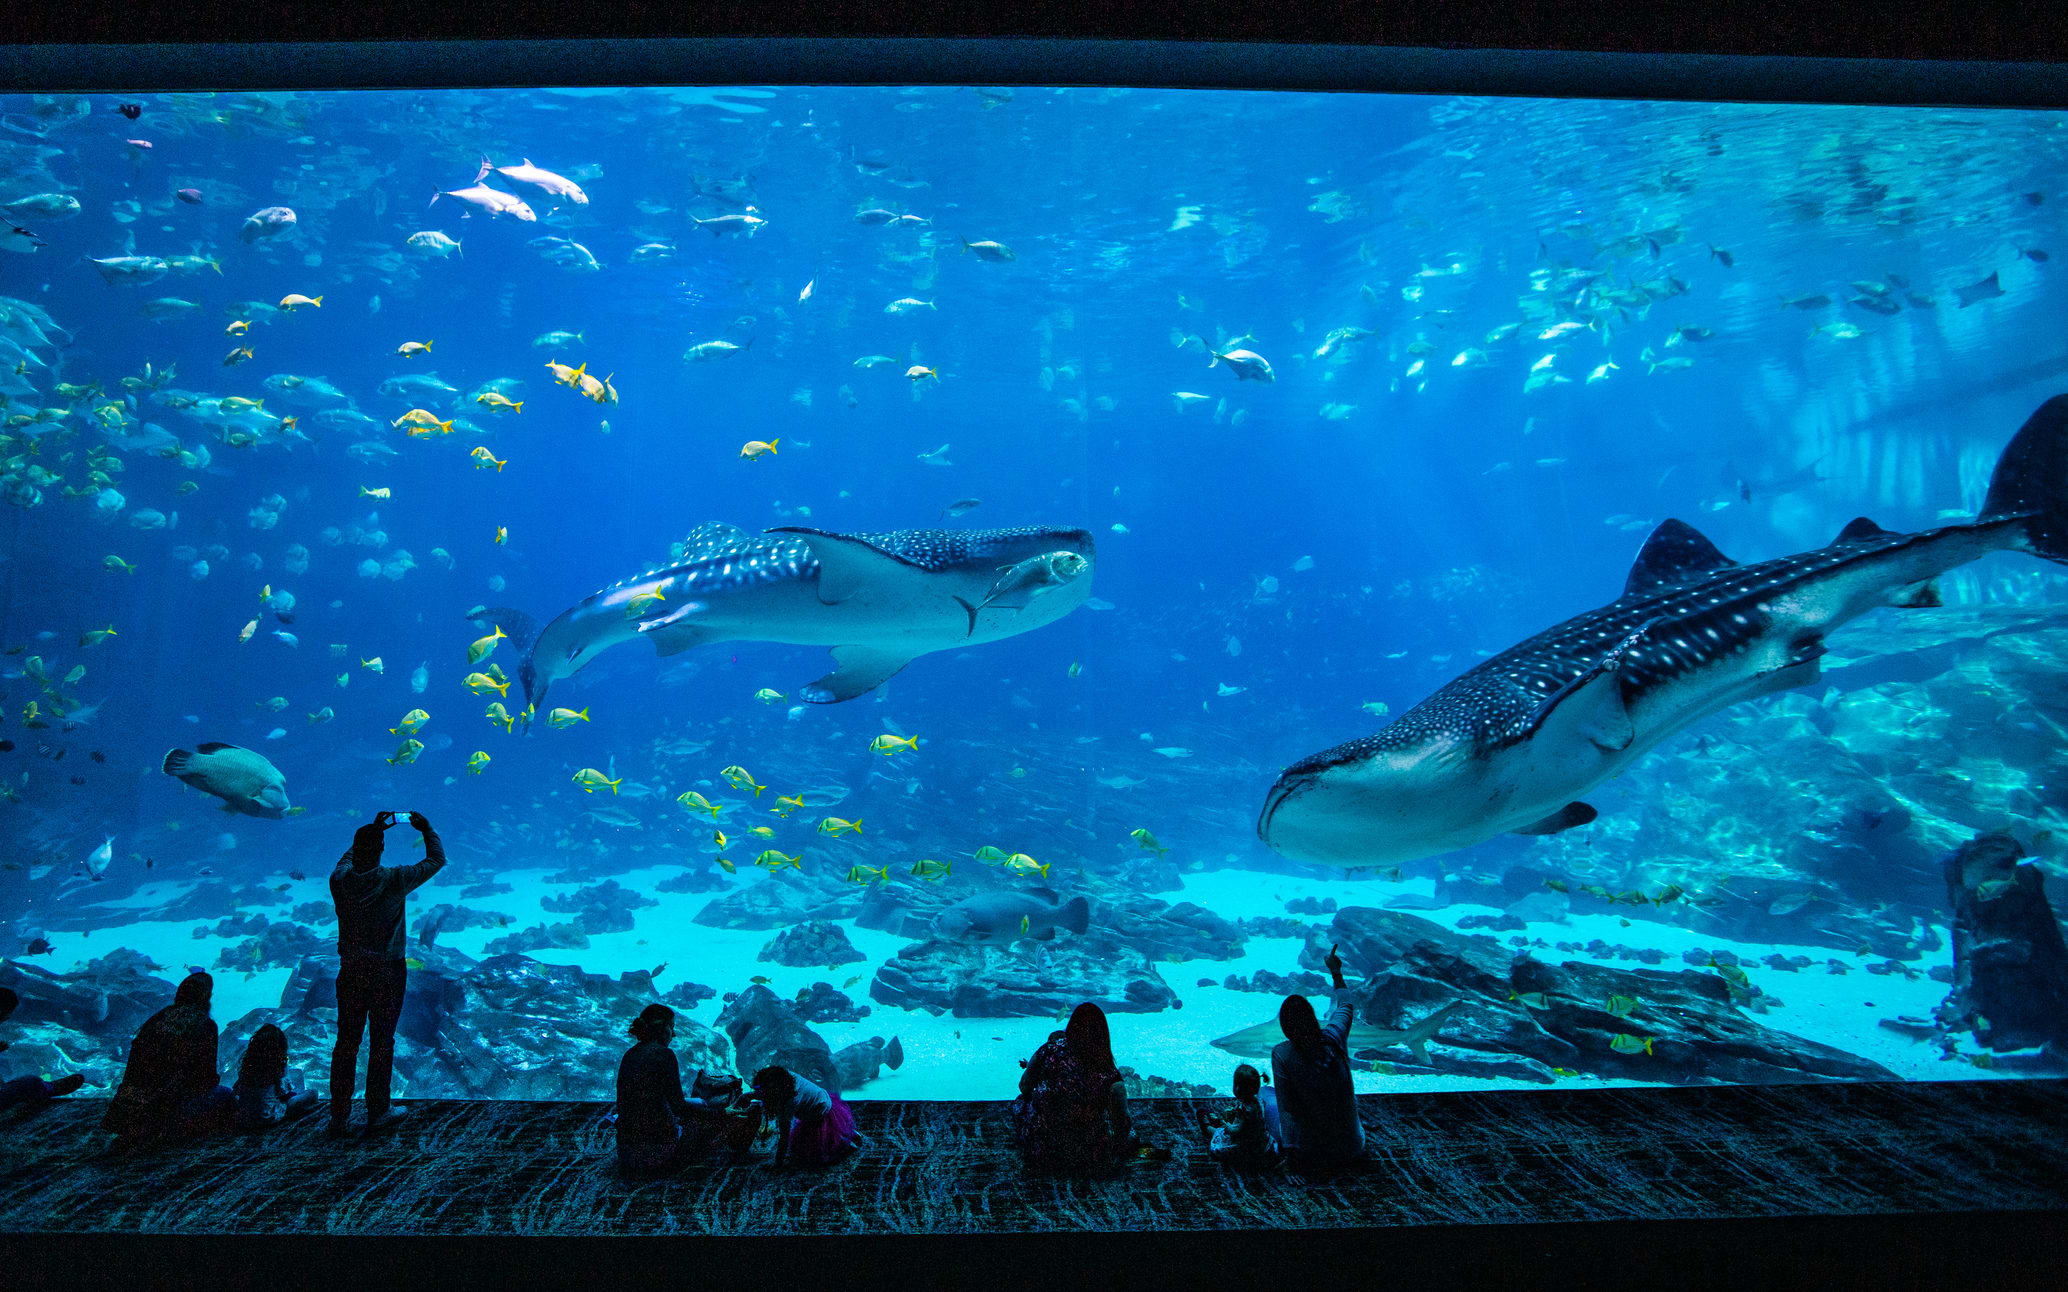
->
328;810;444;1135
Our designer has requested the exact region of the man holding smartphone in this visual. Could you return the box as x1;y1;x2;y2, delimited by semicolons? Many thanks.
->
328;810;444;1136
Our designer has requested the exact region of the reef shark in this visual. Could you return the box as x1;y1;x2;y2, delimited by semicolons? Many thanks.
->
1211;1001;1465;1064
474;522;1094;718
1259;395;2068;868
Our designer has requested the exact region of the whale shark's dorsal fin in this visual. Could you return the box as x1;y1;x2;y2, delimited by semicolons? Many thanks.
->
1833;516;1898;544
802;645;916;703
1624;519;1736;597
682;521;751;555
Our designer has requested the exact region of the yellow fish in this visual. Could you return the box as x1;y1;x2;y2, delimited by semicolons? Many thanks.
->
1006;853;1049;879
1130;827;1169;857
393;409;453;434
624;589;666;618
720;765;764;797
279;293;323;310
771;795;805;818
746;826;775;841
468;627;506;665
577;371;617;405
80;626;118;647
390;708;430;735
845;864;889;885
1609;1034;1654;1056
359;485;390;499
739;438;779;460
396;341;433;357
712;830;729;849
104;556;138;573
871;733;920;755
817;816;863;836
464;671;508;697
494;526;507;545
470;446;506;472
225;319;250;337
476;393;522;415
911;858;951;881
387;738;425;765
716;856;737;874
754;688;784;704
224;346;255;367
755;850;802;872
545;359;586;387
973;845;1008;863
677;790;723;818
573;768;622;794
467;751;490;774
905;365;938;381
484;701;515;732
548;706;589;729
362;656;385;673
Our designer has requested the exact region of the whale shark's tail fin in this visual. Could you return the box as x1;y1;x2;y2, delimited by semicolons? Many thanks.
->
1983;393;2068;563
471;606;546;714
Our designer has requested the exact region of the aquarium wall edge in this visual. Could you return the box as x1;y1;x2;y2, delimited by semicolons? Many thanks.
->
0;39;2064;109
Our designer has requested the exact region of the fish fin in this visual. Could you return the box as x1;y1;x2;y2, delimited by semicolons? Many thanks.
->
954;595;979;635
1622;519;1735;596
162;748;193;776
195;741;241;754
470;606;544;706
471;607;541;660
801;646;916;704
1748;643;1826;698
474;155;494;186
768;526;925;605
1833;516;1898;544
1059;895;1090;935
1982;394;2068;563
635;605;709;658
1889;579;1942;609
1512;802;1598;836
1522;632;1639;753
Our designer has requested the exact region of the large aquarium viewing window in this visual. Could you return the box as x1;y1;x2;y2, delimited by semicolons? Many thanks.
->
2;68;2066;1113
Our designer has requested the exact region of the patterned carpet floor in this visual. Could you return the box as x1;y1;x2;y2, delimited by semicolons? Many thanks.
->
2;1079;2065;1237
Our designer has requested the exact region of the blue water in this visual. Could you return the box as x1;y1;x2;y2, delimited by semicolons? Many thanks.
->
1;86;2065;1099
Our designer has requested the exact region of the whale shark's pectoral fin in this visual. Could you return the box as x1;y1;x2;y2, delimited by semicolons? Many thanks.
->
1889;578;1942;608
801;645;917;703
769;527;919;605
1513;802;1599;836
632;602;708;657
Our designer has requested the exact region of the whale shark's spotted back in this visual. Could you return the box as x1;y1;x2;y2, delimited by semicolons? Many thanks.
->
595;522;1098;603
799;525;1097;572
1284;519;1962;777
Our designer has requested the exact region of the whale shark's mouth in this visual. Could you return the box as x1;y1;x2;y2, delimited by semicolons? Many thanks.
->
1255;771;1317;848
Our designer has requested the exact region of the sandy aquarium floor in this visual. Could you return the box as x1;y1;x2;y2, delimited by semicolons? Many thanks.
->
47;860;1978;1101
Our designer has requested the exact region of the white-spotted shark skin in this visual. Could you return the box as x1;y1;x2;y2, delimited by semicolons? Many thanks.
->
473;522;1095;721
1259;395;2068;869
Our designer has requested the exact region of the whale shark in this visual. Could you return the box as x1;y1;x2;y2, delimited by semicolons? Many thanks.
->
1259;395;2068;869
473;521;1095;718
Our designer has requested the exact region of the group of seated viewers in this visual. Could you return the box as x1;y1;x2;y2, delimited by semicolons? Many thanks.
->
1;812;1370;1177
